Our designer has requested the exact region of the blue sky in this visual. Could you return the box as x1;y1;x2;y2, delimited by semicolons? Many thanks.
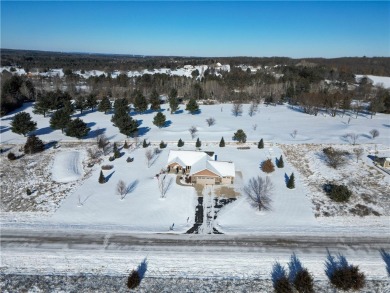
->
1;1;389;57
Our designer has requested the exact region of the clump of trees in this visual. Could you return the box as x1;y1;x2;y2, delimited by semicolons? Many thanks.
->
271;254;314;293
1;75;35;116
325;251;365;291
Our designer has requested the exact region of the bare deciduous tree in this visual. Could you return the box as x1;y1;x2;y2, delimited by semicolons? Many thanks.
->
353;148;364;163
145;149;154;168
87;147;103;164
243;176;273;211
343;133;360;145
205;117;216;127
189;126;198;139
96;133;110;154
231;102;243;117
158;175;173;198
370;129;379;139
117;180;128;200
248;101;258;117
322;147;347;169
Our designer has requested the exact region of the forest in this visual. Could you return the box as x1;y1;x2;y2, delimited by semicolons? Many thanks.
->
1;49;390;116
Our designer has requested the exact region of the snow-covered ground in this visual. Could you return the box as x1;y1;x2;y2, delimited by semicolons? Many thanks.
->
51;151;84;183
356;74;390;88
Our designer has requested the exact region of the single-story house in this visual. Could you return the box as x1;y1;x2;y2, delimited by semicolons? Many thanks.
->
377;157;390;168
167;150;235;185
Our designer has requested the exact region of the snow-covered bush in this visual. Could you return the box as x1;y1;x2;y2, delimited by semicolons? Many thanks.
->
288;253;314;293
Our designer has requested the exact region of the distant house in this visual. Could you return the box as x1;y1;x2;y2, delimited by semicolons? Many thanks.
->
377;157;390;168
167;150;235;185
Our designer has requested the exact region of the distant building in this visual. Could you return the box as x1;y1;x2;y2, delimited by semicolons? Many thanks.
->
167;150;235;185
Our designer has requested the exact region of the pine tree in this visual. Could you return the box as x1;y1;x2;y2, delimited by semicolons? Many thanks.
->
11;111;37;136
196;138;201;148
115;115;138;137
169;97;179;114
277;155;284;168
50;109;71;133
258;138;264;149
133;90;148;113
233;129;247;143
153;112;166;128
287;173;295;189
99;170;105;184
149;89;161;111
98;96;111;114
65;118;90;139
123;140;129;149
63;100;75;115
113;142;120;158
86;94;98;111
142;139;148;148
33;93;52;117
185;98;199;114
219;137;225;147
75;96;87;114
24;135;45;154
159;140;167;149
177;138;184;147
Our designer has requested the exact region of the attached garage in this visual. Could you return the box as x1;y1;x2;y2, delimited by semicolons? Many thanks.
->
192;169;219;185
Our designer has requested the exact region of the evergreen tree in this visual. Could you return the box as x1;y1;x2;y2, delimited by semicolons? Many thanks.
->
169;97;179;114
287;173;295;189
153;112;166;128
233;129;247;143
159;140;167;149
11;111;37;136
63;100;75;115
196;138;201;148
133;90;148;113
24;135;45;154
99;170;105;184
113;98;129;112
177;138;184;147
219;137;225;147
98;96;111;114
86;94;98;111
123;140;129;149
66;118;90;139
277;155;284;168
113;142;120;158
258;138;264;149
185;98;199;114
149;89;161;111
33;93;52;117
75;96;87;114
50;109;71;133
170;88;178;100
142;139;148;148
115;115;138;137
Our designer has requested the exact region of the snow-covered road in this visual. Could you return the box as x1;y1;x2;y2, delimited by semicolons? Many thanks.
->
1;228;389;280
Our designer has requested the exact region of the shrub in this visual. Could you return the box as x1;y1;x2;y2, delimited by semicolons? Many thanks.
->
261;159;275;173
293;269;314;293
26;188;32;195
7;152;16;160
98;170;105;184
127;270;141;289
196;138;201;148
142;139;149;148
271;262;293;293
101;165;114;170
123;140;130;149
159;140;167;149
322;147;348;169
108;156;115;162
24;135;45;154
325;183;352;202
325;251;365;291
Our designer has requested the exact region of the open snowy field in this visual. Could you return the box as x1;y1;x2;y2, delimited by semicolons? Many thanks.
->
1;102;389;235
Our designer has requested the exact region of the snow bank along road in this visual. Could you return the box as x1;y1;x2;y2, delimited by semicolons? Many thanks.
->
1;228;389;280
